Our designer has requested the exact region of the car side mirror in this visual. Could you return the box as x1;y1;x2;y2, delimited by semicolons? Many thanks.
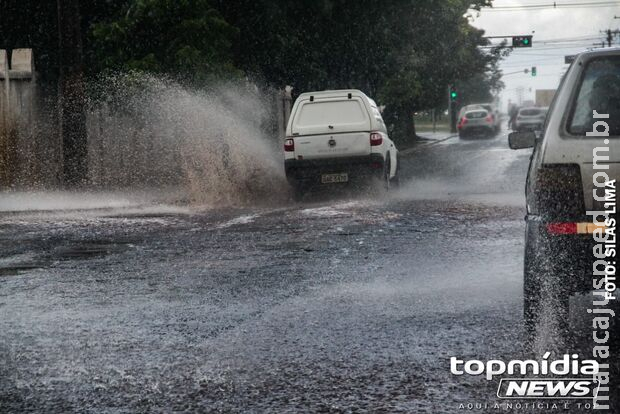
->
508;131;536;150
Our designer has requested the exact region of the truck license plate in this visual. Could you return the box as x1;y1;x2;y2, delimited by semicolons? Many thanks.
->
321;173;348;184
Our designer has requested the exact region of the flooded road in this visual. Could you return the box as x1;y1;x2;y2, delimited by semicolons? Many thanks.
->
0;131;616;412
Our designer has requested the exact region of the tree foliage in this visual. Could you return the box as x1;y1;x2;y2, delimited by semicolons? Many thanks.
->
0;0;507;140
90;0;241;82
215;0;506;140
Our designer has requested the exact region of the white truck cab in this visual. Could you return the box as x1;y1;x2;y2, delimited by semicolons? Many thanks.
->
284;89;399;198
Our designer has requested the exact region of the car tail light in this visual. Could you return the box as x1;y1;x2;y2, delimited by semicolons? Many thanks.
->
458;117;468;129
485;115;493;123
284;138;295;152
370;132;383;146
546;222;577;235
534;164;584;219
546;222;606;235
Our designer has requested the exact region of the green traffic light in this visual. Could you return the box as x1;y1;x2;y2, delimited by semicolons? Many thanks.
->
523;38;529;45
451;92;457;99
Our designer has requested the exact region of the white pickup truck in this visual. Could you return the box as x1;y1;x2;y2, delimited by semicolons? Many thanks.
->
284;89;399;199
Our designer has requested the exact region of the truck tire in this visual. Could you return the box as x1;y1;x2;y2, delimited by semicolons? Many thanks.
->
523;227;570;344
390;154;401;187
383;157;391;191
523;248;542;335
292;183;306;202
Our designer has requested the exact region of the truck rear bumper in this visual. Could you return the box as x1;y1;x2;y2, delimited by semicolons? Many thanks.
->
285;154;384;184
515;121;543;131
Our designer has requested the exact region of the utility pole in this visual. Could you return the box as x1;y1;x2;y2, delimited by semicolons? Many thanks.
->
57;0;88;187
448;85;458;133
516;86;525;106
600;28;620;47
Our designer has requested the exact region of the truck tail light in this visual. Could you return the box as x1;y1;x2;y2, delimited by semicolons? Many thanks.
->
284;138;295;152
370;132;383;146
546;222;578;235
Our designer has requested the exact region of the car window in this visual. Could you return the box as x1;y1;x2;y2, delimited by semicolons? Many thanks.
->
371;106;387;132
296;100;367;127
567;56;620;136
465;111;487;119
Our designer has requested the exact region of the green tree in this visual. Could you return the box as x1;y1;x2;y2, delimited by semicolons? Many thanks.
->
377;0;505;142
90;0;241;83
216;0;506;143
1;0;507;144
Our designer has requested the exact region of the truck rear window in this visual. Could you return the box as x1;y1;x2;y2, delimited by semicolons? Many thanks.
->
519;109;541;116
296;100;367;127
465;111;487;119
567;56;620;136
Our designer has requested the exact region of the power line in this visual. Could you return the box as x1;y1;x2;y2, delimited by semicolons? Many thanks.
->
535;34;608;42
537;37;602;44
481;43;601;50
489;1;620;9
502;61;567;68
482;1;620;11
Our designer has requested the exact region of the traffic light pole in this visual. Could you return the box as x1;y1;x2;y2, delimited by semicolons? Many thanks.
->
448;85;457;133
450;101;457;133
482;34;533;48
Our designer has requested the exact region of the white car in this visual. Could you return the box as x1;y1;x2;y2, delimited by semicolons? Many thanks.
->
458;103;500;134
457;108;496;138
284;89;399;199
513;106;548;132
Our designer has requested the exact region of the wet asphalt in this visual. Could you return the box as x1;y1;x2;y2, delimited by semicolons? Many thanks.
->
0;130;617;413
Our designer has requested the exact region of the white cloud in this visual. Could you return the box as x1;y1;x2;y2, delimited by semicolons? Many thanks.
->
469;1;619;110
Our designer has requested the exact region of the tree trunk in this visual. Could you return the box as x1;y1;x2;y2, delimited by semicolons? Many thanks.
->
385;103;417;146
58;0;87;187
408;109;417;139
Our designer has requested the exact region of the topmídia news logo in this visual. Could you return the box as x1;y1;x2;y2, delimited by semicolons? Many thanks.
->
451;352;601;399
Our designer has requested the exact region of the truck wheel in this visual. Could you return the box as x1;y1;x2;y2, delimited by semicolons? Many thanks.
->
523;228;570;344
383;158;391;191
523;250;542;335
292;183;306;202
389;154;401;187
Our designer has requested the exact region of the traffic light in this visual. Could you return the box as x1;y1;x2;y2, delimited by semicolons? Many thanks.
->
450;86;458;101
512;35;533;48
531;66;537;77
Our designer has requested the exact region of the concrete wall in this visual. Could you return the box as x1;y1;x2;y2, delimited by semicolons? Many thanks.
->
0;49;291;190
0;48;56;189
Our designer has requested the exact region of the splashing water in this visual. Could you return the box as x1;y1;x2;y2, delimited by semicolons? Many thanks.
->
86;73;288;207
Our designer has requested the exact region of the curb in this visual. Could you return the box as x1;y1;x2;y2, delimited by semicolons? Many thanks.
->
399;134;458;155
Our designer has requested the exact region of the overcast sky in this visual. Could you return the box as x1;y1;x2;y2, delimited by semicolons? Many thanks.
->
468;0;620;111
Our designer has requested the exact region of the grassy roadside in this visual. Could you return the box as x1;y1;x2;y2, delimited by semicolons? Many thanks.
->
413;113;450;133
